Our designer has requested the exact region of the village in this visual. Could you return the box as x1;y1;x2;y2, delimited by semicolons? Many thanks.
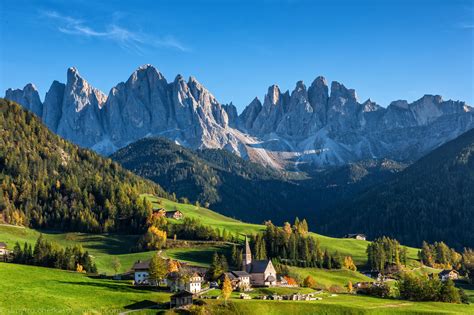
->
127;236;326;308
0;205;470;312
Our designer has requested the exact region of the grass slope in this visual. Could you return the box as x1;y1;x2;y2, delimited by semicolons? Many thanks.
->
205;296;474;315
289;267;373;288
0;263;170;314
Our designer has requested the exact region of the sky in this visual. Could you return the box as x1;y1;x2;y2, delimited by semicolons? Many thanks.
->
0;0;472;112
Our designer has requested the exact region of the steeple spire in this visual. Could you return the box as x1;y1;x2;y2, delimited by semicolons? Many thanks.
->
243;235;252;272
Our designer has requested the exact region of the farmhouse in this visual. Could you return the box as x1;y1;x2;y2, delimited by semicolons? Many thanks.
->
170;291;194;308
166;210;184;220
132;260;151;285
242;236;277;286
0;242;8;256
438;269;459;281
222;271;251;290
344;234;366;241
185;272;202;293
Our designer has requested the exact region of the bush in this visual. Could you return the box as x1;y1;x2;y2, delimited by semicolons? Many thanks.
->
328;285;345;294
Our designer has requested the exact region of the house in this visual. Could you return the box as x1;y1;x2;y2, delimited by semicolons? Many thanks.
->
361;271;383;282
185;272;202;293
170;291;194;308
166;210;184;220
0;242;8;256
438;269;459;281
242;236;277;286
222;271;251;290
344;234;366;241
132;260;151;285
231;271;251;290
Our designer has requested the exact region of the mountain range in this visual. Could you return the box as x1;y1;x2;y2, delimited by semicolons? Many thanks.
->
6;65;474;170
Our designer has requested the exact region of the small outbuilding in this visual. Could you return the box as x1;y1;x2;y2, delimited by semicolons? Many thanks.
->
0;242;7;255
438;269;459;281
343;234;366;241
170;290;194;308
166;210;184;220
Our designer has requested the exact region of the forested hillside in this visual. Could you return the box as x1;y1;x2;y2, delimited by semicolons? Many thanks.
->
112;137;405;226
0;99;168;233
321;128;474;249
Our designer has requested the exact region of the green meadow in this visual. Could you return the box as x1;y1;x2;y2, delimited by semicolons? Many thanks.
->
0;263;169;314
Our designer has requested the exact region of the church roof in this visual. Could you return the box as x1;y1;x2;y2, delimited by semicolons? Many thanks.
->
250;260;271;273
232;271;250;277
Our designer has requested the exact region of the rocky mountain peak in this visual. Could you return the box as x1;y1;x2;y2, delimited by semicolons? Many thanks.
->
266;84;281;105
389;100;409;109
330;81;357;101
5;83;43;117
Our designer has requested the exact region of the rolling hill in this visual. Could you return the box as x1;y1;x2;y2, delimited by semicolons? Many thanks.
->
321;128;474;249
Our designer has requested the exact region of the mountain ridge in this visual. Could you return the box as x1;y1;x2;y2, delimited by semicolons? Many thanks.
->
5;65;473;169
320;127;474;248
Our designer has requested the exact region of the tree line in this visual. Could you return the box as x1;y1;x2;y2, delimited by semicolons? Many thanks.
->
419;241;462;269
11;234;97;273
366;236;408;271
243;219;356;270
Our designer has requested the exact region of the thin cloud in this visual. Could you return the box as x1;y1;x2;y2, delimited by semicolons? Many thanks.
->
41;10;188;53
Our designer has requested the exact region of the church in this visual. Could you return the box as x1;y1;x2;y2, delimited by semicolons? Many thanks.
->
242;236;277;286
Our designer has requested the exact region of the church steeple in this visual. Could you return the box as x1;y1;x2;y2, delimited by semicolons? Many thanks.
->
243;235;252;272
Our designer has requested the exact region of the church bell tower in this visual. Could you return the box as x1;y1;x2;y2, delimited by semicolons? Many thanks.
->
243;235;252;272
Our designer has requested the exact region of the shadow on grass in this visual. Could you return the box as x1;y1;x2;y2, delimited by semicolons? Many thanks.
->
37;229;141;255
168;247;232;265
124;300;169;310
55;280;152;293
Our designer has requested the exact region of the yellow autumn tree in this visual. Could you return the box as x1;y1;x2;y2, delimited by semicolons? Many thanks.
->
146;226;167;249
343;256;357;271
347;281;353;293
76;263;84;273
168;259;179;273
221;275;233;304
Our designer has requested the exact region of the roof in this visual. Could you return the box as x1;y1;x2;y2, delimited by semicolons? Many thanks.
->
132;260;150;270
0;242;7;248
249;260;271;273
167;210;182;214
439;269;459;276
152;207;166;212
344;234;366;238
223;272;237;280
171;290;194;298
232;271;250;277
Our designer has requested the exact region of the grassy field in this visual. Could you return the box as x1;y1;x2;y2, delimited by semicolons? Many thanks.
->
0;262;170;314
1;263;473;315
203;295;474;315
289;266;373;288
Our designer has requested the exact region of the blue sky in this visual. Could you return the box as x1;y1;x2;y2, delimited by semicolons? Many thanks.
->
0;0;472;112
